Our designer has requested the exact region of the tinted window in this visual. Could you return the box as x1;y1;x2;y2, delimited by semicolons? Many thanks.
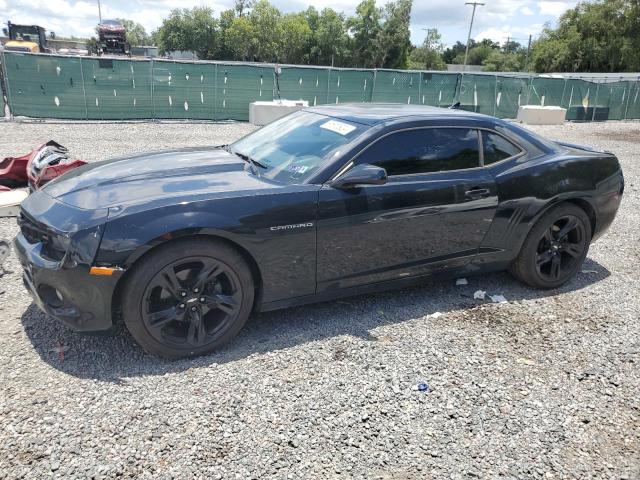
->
482;131;521;164
358;128;480;176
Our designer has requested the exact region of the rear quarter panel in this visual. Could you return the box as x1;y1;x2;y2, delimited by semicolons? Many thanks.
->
478;149;623;266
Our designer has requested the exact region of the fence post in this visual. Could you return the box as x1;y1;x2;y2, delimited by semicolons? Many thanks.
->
1;50;14;120
326;67;331;105
372;69;377;103
493;75;498;117
213;62;218;121
79;57;89;120
418;72;422;105
150;58;155;120
560;78;568;108
623;79;633;120
591;81;600;122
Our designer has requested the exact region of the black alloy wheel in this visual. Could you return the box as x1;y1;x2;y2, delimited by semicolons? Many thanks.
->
142;257;242;348
511;203;592;289
122;238;254;358
534;214;587;283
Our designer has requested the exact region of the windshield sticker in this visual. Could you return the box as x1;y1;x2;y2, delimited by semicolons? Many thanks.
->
320;120;357;136
287;164;310;174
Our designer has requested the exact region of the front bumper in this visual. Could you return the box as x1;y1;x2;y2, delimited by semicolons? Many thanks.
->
14;191;118;332
14;232;120;332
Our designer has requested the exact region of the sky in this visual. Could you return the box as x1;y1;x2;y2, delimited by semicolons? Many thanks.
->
0;0;580;48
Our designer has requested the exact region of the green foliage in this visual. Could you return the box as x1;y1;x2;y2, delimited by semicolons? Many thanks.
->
482;51;524;72
153;0;415;68
116;19;150;46
347;0;383;68
532;0;640;72
408;29;447;70
280;13;312;64
376;0;412;69
155;7;218;59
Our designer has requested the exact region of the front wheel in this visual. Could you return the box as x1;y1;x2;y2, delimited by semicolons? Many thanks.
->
510;203;591;289
122;238;255;358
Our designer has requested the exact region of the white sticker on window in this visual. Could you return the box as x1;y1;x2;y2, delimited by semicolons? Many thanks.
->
320;120;356;136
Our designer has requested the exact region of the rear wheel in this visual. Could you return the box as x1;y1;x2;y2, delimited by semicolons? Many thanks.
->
511;203;591;289
122;238;254;358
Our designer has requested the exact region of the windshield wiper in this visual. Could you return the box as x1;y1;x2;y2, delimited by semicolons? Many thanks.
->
223;146;267;176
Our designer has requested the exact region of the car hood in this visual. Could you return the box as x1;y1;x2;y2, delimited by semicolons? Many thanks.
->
42;147;277;210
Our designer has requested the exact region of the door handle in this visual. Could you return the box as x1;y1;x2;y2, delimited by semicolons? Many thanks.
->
464;187;490;199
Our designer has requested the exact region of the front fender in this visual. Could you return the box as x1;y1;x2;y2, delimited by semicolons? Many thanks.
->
95;190;319;304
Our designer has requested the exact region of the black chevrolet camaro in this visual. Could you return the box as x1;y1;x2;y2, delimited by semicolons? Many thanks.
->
14;105;624;358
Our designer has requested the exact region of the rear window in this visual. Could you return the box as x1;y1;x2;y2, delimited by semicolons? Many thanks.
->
482;131;522;164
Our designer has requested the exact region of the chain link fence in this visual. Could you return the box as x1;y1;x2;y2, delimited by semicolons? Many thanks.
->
1;51;639;122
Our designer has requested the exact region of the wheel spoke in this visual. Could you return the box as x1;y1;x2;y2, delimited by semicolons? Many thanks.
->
536;250;553;266
557;217;578;240
563;242;582;258
159;267;182;299
202;293;239;315
550;256;562;280
542;227;553;244
186;309;207;346
194;261;222;292
147;306;181;329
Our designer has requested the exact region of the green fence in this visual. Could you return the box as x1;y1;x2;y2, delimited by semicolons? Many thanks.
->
1;51;639;122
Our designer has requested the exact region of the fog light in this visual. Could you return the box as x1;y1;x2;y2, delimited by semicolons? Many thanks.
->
38;284;64;308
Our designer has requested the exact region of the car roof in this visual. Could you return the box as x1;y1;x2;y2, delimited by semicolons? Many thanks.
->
306;103;489;126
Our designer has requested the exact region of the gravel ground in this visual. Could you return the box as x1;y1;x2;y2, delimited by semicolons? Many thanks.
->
0;120;638;479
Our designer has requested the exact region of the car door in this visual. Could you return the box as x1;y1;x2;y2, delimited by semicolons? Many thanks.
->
316;127;499;292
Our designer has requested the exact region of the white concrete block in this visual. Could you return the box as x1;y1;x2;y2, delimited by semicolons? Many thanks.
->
516;105;567;125
249;100;309;126
0;189;28;217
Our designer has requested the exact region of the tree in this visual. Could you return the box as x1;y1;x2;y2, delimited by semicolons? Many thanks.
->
482;50;524;71
279;13;312;64
116;19;150;46
225;16;255;60
313;8;349;66
217;9;237;60
249;0;282;61
234;0;255;17
532;0;639;72
155;7;218;59
347;0;383;68
408;28;446;70
376;0;412;69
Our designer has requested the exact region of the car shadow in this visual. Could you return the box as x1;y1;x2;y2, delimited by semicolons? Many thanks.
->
20;258;611;382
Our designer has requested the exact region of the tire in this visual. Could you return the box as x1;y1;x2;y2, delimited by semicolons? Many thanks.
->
121;237;255;358
510;203;592;289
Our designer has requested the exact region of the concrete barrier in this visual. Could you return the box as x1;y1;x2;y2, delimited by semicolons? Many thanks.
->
249;100;309;126
516;106;567;125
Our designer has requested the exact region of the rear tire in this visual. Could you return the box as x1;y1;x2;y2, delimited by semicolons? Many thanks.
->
510;203;591;289
122;238;254;359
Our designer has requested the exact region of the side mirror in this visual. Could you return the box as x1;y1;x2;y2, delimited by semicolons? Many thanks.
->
331;163;388;189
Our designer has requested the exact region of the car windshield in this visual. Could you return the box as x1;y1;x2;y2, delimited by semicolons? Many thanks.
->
230;111;368;184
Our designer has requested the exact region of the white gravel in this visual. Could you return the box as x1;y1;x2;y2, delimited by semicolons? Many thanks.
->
0;120;638;479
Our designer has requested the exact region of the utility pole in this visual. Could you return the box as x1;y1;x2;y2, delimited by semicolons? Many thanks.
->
463;2;484;72
505;36;510;54
97;0;102;23
524;34;532;72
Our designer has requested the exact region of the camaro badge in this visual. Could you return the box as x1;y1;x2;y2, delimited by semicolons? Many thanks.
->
270;222;314;231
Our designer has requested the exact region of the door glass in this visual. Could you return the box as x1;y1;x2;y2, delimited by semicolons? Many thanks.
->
358;128;480;176
482;131;522;164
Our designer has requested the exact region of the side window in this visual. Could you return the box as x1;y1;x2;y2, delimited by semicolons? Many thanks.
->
482;131;522;164
357;128;481;176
